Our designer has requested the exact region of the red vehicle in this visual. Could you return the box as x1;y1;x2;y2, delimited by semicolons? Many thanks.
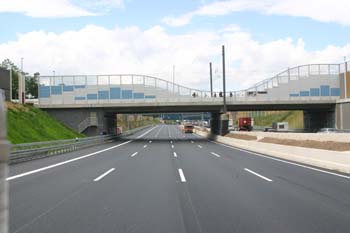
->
238;117;253;131
183;124;194;133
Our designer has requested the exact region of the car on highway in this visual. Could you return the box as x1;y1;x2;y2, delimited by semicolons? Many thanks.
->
183;124;194;133
317;128;337;133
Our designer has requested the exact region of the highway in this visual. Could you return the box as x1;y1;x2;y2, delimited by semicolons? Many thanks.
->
8;125;350;233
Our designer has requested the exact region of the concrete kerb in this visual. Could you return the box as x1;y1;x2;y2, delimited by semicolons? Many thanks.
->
194;129;350;174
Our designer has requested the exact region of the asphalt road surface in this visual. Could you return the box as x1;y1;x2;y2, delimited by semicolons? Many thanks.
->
8;124;350;233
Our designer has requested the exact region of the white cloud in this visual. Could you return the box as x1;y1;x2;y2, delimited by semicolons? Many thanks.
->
0;25;349;91
163;0;350;26
0;0;123;18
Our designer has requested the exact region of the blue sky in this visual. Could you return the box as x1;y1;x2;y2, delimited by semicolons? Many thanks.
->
1;0;349;90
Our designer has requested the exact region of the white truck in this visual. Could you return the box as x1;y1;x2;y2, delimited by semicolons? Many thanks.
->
265;122;289;132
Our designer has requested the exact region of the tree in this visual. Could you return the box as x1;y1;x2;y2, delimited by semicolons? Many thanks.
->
26;72;39;98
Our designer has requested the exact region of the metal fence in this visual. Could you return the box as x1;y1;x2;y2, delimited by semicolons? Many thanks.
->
9;125;151;164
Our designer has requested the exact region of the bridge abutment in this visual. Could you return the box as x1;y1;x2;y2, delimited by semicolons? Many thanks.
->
336;100;350;130
303;109;335;131
45;108;116;136
210;112;229;136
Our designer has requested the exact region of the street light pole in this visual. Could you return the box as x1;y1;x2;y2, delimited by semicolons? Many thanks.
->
172;65;175;93
222;45;227;112
345;60;348;99
19;58;25;104
210;62;213;97
53;70;55;85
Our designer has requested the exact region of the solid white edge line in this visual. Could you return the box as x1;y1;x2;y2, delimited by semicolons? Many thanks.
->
7;126;157;181
154;125;163;138
244;168;273;182
131;152;138;157
173;152;177;158
209;139;350;179
210;152;221;158
93;168;115;182
6;140;131;181
136;126;157;139
178;168;186;182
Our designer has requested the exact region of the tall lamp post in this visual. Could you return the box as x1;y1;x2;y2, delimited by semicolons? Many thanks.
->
344;57;348;99
222;45;227;112
209;62;213;97
19;58;25;104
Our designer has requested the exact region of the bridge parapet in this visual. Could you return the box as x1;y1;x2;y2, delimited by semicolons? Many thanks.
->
37;63;345;107
244;64;342;100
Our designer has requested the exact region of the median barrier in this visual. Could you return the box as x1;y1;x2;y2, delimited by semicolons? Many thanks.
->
9;125;152;164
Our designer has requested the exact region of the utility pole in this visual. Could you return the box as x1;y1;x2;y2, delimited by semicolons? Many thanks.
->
344;61;348;99
21;58;23;74
210;62;213;97
53;70;56;86
19;58;25;104
222;45;227;112
172;65;175;93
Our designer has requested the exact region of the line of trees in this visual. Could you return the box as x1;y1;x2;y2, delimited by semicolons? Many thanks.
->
0;59;39;99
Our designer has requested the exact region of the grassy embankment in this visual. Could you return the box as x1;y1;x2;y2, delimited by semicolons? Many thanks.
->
253;111;304;129
7;102;84;144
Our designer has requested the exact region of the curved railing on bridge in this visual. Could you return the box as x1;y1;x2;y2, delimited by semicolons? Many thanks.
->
38;63;346;105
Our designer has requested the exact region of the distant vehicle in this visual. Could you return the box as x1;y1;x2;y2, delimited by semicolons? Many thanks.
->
264;122;289;132
202;121;209;127
115;127;122;135
183;124;194;133
273;122;289;132
238;117;253;131
318;128;337;133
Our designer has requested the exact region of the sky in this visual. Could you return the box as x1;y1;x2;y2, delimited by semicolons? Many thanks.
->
0;0;350;91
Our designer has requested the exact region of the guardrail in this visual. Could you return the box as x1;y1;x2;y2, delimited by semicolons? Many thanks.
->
9;125;152;164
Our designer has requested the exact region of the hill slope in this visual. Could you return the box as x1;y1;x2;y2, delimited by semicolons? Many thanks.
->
7;102;84;144
253;111;304;129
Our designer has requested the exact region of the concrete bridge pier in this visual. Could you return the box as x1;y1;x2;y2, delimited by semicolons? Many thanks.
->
336;100;350;130
103;113;116;135
210;112;229;136
303;109;335;132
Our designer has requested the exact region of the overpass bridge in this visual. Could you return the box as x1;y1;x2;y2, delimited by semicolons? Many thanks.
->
37;63;350;135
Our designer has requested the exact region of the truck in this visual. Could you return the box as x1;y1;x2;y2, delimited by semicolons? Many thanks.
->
264;122;289;132
183;124;194;133
273;122;288;131
238;117;253;131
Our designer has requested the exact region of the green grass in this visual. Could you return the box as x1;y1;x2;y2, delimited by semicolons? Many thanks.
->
253;111;304;129
7;103;84;144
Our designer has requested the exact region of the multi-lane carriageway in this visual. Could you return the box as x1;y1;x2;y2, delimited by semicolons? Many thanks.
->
8;125;350;233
